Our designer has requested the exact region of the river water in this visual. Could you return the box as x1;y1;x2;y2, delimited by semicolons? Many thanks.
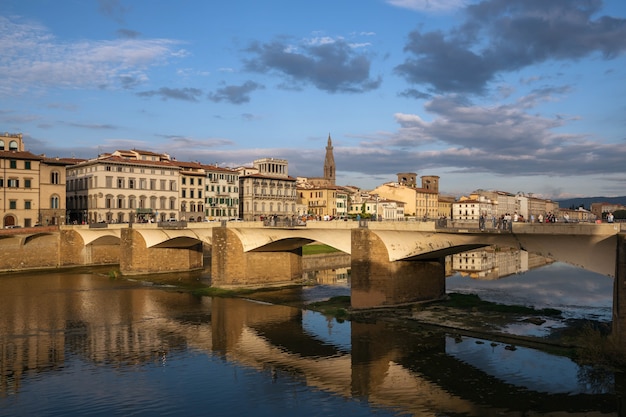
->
0;254;623;416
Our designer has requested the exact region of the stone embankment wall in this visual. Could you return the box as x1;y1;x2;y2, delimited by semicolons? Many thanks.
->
0;228;120;273
0;227;59;271
302;252;350;271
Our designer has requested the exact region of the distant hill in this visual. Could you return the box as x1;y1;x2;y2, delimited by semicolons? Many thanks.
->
556;196;626;210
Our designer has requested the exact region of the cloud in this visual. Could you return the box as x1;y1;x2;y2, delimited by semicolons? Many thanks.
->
395;0;626;94
98;0;130;24
67;122;118;130
386;0;468;12
0;16;184;96
137;87;203;101
157;134;236;148
207;81;264;104
243;37;381;93
117;28;141;39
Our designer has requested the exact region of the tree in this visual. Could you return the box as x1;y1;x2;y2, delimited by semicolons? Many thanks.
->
614;210;626;220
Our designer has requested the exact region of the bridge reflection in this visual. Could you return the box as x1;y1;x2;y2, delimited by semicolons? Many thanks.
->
0;272;620;415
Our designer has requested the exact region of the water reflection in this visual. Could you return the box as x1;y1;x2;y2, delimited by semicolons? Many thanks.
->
0;267;621;416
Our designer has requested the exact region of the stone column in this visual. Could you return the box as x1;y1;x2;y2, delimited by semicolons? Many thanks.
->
613;233;626;348
351;228;445;309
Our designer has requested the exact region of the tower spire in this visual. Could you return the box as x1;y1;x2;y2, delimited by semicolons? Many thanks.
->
323;133;335;185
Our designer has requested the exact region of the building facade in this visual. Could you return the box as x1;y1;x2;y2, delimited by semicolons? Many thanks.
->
205;165;240;220
238;158;298;221
0;133;69;227
172;161;206;222
67;149;180;224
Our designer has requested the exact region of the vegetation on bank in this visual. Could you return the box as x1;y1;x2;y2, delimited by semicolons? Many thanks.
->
435;293;562;316
302;244;340;255
307;296;351;321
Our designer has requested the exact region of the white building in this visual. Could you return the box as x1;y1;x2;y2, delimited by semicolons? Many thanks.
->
237;158;298;221
67;149;180;224
205;165;240;220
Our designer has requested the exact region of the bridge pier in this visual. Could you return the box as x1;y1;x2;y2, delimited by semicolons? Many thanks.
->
614;234;626;348
211;227;302;287
119;228;203;275
351;228;445;309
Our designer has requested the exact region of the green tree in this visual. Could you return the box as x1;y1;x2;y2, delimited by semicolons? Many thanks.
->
614;210;626;220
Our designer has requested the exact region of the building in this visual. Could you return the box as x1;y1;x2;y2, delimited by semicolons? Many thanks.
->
591;202;626;220
237;158;298;221
0;132;70;227
67;149;180;224
204;165;240;220
298;185;339;219
452;196;495;222
172;161;206;222
371;174;439;219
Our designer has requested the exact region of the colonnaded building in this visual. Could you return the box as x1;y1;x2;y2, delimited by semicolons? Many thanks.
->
237;158;298;221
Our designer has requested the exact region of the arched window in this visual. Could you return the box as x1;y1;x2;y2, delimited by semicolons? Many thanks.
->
0;140;4;150
9;140;18;151
50;195;60;209
51;171;60;184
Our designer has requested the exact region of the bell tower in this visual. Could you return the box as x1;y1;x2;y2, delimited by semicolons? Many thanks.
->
323;134;336;185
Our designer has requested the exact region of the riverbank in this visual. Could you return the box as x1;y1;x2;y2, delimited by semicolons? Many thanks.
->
303;292;626;371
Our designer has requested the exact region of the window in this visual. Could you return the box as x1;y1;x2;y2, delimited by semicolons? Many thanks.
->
128;179;135;189
50;196;60;209
25;161;31;170
10;160;17;169
9;200;16;209
51;171;59;184
25;201;31;209
8;178;18;188
117;178;124;188
24;179;31;188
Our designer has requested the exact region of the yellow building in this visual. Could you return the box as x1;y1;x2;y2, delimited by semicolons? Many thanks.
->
371;174;439;219
298;185;339;219
0;133;69;227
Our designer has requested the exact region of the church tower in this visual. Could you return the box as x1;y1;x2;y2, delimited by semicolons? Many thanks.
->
323;134;336;185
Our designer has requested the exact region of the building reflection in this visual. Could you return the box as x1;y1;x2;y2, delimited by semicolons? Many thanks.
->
451;246;553;280
0;268;619;415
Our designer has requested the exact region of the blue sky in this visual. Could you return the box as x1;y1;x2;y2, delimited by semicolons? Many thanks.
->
1;0;625;199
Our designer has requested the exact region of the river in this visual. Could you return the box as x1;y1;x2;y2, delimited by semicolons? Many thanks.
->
0;253;623;416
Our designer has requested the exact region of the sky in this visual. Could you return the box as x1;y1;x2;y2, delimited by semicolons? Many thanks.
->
1;0;625;199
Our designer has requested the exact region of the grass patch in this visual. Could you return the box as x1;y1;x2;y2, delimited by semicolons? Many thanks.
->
440;293;562;316
302;244;340;255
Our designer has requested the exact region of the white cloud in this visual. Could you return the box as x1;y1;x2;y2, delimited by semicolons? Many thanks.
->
386;0;468;12
0;16;183;95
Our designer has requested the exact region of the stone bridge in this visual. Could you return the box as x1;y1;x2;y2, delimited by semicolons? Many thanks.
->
1;221;624;345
